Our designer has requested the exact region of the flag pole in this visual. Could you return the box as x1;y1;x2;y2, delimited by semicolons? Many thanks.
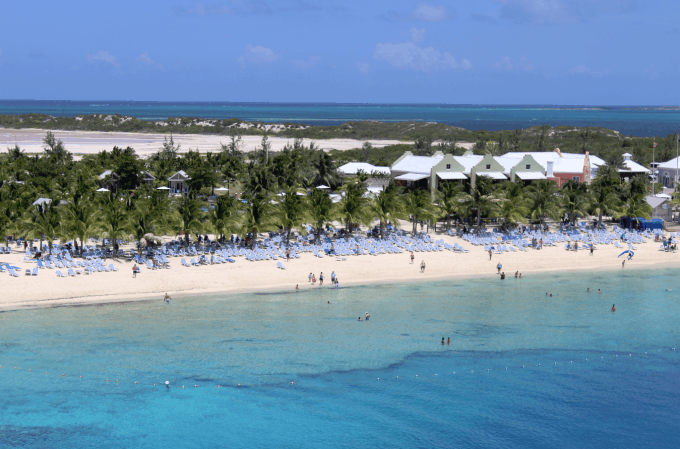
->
652;141;656;195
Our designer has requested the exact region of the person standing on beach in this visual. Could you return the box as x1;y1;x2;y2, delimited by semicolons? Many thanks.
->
489;249;493;260
319;272;324;286
335;278;339;289
308;272;312;283
410;252;414;264
497;262;502;274
133;264;138;278
590;245;594;256
312;274;316;284
331;271;336;283
622;259;625;269
420;261;426;272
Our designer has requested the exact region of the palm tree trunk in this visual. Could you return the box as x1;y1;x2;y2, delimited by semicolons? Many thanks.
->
379;221;384;240
286;227;291;243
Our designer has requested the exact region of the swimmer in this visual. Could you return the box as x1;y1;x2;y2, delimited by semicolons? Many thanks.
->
358;317;362;321
365;312;370;321
611;304;616;312
550;294;552;297
164;293;171;303
519;273;522;278
587;288;590;292
546;292;548;296
514;271;518;279
598;289;602;293
328;301;330;304
441;337;445;345
447;337;450;345
295;284;299;291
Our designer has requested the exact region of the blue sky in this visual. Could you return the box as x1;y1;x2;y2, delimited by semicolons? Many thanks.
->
0;0;678;104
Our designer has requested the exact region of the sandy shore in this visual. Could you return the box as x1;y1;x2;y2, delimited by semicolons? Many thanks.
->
0;128;409;156
1;230;675;312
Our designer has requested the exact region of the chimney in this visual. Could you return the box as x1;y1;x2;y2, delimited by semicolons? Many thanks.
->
547;161;554;177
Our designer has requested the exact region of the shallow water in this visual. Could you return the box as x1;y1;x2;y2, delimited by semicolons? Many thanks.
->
1;269;679;448
1;101;679;136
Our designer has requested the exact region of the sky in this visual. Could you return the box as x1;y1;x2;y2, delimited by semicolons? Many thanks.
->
0;0;678;104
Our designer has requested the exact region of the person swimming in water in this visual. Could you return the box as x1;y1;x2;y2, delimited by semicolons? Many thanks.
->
598;289;602;293
612;304;616;312
447;337;451;344
441;337;445;345
365;312;370;321
358;317;362;321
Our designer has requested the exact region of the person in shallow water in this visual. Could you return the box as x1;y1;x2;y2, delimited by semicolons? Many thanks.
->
441;337;445;345
612;304;616;312
164;293;171;303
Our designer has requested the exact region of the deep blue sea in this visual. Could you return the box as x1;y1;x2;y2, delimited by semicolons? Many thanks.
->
1;269;679;448
1;100;679;137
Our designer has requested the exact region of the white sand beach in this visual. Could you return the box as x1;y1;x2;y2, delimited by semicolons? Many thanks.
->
0;129;407;156
0;227;675;312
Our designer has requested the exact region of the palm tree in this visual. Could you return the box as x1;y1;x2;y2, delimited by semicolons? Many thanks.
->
589;184;621;228
436;182;464;230
241;194;273;245
369;184;405;239
275;185;308;243
526;180;561;225
63;198;99;255
620;192;652;229
308;188;335;243
101;203;127;255
403;188;438;234
24;201;62;254
337;180;369;235
460;178;499;230
175;196;203;245
209;195;241;242
561;180;592;225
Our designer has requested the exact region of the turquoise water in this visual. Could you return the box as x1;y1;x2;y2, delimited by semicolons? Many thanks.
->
1;101;679;137
1;269;679;448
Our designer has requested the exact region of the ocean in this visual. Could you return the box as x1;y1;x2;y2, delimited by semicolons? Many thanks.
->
1;100;679;137
0;269;678;448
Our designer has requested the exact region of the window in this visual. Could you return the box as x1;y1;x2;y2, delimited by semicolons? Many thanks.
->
485;164;491;170
525;164;531;169
446;164;451;169
572;176;580;182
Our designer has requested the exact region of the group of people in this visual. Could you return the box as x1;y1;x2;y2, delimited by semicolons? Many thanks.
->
409;252;426;272
304;271;339;289
495;262;523;280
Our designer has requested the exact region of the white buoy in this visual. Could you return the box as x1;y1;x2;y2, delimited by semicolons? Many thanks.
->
165;381;169;386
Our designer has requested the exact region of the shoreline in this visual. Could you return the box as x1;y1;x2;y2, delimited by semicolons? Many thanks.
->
2;256;677;313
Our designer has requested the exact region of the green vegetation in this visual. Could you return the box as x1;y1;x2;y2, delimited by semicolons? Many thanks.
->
0;128;658;251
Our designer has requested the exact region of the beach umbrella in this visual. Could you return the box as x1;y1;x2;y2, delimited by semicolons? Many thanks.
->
96;188;109;192
316;185;330;189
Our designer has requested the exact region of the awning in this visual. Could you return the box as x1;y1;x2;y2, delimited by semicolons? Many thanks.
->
477;172;507;180
436;172;467;180
395;173;429;181
515;172;547;180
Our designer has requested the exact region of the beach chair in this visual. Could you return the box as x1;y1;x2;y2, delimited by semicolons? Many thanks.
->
67;268;77;277
32;267;39;276
181;258;191;267
55;270;66;278
25;269;32;276
108;264;119;272
190;258;200;267
277;262;286;270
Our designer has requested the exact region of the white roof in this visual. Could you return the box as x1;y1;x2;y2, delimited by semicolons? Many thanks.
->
495;156;523;173
99;170;116;180
392;155;443;174
645;195;668;208
453;155;483;173
395;173;429;181
437;172;468;180
502;151;602;174
168;170;191;181
516;172;547;180
477;172;507;180
32;198;52;206
657;157;680;169
338;162;390;176
620;159;650;173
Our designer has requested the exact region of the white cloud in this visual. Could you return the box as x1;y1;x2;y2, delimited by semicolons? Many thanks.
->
413;3;449;21
238;45;279;66
136;52;163;68
87;50;119;67
356;62;370;74
291;56;321;70
493;55;534;71
175;1;232;16
374;42;471;73
408;27;426;43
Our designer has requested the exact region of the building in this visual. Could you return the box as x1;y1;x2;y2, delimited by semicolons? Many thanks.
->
140;171;156;185
99;170;119;191
655;156;680;188
502;149;604;187
168;170;191;194
337;162;391;189
644;195;672;222
618;153;650;181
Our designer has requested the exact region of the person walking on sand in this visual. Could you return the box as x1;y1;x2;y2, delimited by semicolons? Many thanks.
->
308;272;312;283
420;260;426;272
622;259;626;269
497;262;502;274
331;271;336;283
133;264;138;278
590;244;594;256
410;252;414;264
489;249;493;260
319;272;324;286
312;274;316;284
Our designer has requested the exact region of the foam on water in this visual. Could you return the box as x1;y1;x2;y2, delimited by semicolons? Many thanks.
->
0;269;679;448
